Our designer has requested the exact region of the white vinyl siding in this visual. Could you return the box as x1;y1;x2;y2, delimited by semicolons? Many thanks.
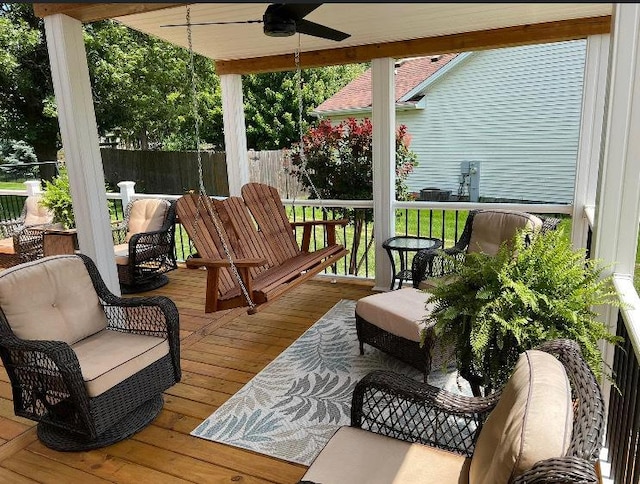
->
404;40;585;203
327;40;586;204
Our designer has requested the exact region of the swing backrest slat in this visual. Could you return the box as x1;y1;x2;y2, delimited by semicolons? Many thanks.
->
175;193;237;294
213;196;272;279
242;183;301;265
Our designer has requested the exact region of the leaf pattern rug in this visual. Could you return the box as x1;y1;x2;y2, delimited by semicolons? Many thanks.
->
191;299;470;465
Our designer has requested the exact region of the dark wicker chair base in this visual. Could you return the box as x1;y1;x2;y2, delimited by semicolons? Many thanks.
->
120;274;169;294
355;313;433;381
37;395;164;451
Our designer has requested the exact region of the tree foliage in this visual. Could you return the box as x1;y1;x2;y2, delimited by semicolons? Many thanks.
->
0;5;367;158
0;3;59;161
243;64;367;150
84;20;223;150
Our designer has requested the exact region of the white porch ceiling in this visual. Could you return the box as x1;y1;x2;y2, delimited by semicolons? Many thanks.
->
115;3;612;62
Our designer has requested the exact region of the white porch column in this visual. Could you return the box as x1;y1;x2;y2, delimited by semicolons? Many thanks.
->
44;14;120;295
592;5;640;406
572;34;610;249
372;58;396;292
221;74;249;196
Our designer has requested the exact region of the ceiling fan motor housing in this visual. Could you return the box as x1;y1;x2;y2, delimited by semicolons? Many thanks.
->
263;10;297;37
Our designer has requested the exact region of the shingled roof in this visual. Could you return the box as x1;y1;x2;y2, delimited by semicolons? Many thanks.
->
314;53;459;115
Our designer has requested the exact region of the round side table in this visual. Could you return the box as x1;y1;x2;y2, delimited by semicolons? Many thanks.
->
382;236;442;290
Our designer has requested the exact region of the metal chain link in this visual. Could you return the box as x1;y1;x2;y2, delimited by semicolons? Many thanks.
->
293;37;344;249
186;6;256;311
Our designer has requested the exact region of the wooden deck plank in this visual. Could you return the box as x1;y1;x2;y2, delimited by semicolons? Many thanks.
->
0;267;375;483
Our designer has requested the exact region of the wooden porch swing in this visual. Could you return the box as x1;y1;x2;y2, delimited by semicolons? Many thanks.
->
176;6;348;314
176;185;347;313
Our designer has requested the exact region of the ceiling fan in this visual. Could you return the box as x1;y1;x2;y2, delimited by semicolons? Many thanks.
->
161;3;351;42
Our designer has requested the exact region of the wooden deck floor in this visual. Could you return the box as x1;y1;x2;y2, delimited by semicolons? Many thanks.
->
0;267;375;483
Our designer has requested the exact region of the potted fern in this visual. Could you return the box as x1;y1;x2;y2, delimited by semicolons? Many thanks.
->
39;166;75;230
422;227;622;395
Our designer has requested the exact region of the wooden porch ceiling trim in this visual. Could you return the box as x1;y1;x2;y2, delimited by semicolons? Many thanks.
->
32;3;185;23
216;15;612;75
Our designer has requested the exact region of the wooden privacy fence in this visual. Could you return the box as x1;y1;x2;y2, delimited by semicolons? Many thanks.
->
247;149;308;199
101;148;229;196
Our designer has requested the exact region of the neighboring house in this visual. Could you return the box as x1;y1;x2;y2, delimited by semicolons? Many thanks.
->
313;40;587;204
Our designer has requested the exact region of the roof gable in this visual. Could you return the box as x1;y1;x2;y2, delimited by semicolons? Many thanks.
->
315;53;459;114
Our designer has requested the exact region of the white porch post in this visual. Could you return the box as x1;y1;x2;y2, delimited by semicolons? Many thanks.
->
572;34;610;249
592;5;640;405
372;58;396;292
44;14;120;295
221;74;249;196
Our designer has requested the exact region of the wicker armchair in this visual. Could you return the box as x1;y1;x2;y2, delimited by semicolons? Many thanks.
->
411;209;560;288
112;198;178;293
300;339;603;484
0;195;58;267
0;254;181;451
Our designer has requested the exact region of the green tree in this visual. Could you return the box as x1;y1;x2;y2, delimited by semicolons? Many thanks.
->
84;20;223;150
0;3;59;162
243;64;367;150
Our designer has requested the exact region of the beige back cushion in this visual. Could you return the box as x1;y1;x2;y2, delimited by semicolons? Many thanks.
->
24;196;54;226
125;199;169;243
467;210;542;256
469;350;573;484
0;255;107;345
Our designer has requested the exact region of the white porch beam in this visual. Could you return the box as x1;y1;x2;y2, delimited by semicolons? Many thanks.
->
372;58;396;292
221;74;249;197
44;14;120;294
572;34;610;249
593;5;640;278
592;5;640;407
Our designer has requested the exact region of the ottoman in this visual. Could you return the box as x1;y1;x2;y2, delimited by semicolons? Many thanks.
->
355;287;436;381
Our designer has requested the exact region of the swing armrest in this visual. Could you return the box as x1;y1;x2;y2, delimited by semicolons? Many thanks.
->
185;257;266;269
290;219;349;228
291;219;348;250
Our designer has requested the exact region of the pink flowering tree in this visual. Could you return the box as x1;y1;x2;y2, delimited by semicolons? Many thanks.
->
291;117;418;274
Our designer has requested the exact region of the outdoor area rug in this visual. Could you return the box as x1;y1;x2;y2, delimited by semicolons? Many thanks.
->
191;299;471;465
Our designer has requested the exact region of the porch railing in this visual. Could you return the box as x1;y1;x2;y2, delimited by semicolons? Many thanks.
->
604;276;640;484
0;184;572;281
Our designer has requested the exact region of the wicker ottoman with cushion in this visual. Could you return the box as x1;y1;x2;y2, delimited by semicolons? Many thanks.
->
355;287;435;381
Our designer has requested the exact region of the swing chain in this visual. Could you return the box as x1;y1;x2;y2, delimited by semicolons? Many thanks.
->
186;6;256;312
293;40;344;249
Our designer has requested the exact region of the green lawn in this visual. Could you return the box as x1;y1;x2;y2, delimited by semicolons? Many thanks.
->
0;181;29;190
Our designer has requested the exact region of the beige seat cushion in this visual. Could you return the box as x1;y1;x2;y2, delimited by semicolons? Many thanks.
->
113;243;130;265
23;196;54;226
355;288;434;342
468;211;542;256
0;237;15;255
469;350;573;484
0;255;107;345
71;328;169;397
125;199;168;243
302;426;471;484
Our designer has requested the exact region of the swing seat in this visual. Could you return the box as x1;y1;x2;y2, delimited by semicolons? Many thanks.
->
176;184;348;313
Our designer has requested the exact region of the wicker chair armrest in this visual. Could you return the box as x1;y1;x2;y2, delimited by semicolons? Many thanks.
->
411;247;465;286
125;229;174;264
540;216;562;233
512;456;599;484
351;370;500;457
0;218;24;238
0;334;93;431
111;220;127;244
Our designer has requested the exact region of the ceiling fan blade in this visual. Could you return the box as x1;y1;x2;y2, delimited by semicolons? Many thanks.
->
275;3;322;21
161;19;261;28
295;19;350;41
